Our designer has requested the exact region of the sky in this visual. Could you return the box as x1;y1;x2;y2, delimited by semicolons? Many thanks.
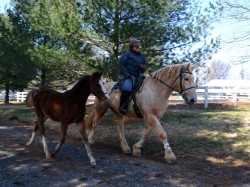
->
1;0;250;79
0;0;10;13
202;0;250;79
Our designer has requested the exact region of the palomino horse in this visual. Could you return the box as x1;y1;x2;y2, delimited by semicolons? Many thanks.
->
86;63;197;163
25;72;109;166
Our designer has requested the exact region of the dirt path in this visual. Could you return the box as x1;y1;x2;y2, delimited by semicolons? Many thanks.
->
0;119;249;187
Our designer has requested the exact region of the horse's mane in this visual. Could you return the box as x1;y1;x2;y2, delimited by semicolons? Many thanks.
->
64;75;90;98
151;64;182;82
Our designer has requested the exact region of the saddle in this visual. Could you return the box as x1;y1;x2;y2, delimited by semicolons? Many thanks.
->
112;75;145;118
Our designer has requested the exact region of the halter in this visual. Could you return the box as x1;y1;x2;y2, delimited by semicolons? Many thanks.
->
90;77;99;97
149;66;197;95
90;78;108;97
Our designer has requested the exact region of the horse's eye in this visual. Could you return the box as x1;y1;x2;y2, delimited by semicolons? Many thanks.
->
184;77;189;81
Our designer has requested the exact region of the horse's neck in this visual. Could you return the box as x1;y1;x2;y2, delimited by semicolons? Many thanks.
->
65;83;91;103
152;80;173;99
78;88;91;102
147;71;176;101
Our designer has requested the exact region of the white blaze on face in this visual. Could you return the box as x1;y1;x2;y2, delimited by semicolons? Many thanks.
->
99;79;110;99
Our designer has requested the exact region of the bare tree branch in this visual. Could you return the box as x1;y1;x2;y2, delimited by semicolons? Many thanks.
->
222;0;250;66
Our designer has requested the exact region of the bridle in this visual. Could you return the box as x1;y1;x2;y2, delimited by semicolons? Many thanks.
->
90;79;110;99
90;78;104;98
149;66;197;95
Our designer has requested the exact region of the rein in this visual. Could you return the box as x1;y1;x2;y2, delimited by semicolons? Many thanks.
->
149;66;196;94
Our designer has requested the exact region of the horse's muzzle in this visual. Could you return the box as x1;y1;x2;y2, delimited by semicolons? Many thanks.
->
186;98;196;105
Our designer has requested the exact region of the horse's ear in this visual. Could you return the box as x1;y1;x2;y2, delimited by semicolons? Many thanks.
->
183;63;195;72
92;72;102;77
181;64;189;72
91;72;103;81
188;63;196;72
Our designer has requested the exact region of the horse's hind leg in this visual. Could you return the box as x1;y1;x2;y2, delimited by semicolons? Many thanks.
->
52;122;69;157
37;117;51;159
116;115;131;154
85;101;109;144
78;120;96;166
26;113;51;158
132;124;152;157
26;120;39;146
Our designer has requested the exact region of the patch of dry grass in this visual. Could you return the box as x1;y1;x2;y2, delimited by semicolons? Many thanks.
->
160;107;250;165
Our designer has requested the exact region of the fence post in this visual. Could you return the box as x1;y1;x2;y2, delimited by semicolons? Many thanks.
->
204;86;208;109
16;91;27;102
16;92;19;102
233;92;237;106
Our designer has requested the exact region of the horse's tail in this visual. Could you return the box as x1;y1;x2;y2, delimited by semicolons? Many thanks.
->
85;107;96;129
85;99;110;143
85;98;103;129
25;90;38;108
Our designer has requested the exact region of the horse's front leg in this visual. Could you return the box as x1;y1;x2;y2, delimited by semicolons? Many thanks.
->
78;120;96;166
52;122;69;157
143;115;176;164
116;115;131;154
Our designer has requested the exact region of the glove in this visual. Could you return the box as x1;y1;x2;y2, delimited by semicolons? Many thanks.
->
139;64;146;73
125;74;132;79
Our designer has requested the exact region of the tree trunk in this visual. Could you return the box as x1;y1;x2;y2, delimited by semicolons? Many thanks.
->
112;0;120;81
4;83;10;104
41;68;46;89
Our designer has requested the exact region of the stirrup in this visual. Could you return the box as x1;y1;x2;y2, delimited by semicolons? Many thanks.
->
119;107;127;115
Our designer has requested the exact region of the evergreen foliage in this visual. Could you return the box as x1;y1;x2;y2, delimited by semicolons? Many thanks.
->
0;0;222;103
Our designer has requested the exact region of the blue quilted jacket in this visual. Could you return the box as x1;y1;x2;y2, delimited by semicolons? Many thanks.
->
119;51;147;78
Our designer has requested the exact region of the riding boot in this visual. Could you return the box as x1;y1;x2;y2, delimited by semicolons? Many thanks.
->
119;91;131;115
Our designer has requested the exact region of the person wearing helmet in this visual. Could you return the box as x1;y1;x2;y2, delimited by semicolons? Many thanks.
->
118;39;148;115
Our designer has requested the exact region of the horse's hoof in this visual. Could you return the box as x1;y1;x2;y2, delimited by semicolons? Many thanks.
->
90;161;96;167
46;153;52;159
121;145;131;155
133;152;141;157
165;158;176;164
26;142;31;147
164;149;176;164
132;149;141;157
89;139;95;144
124;149;132;155
132;145;141;157
51;152;56;158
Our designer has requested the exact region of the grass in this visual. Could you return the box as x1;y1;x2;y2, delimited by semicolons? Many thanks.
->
0;103;249;165
0;104;36;122
160;106;250;164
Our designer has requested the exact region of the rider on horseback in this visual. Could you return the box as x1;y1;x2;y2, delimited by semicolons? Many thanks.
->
118;39;148;115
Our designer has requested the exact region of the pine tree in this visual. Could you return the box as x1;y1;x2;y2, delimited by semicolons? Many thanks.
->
80;0;222;80
0;13;36;103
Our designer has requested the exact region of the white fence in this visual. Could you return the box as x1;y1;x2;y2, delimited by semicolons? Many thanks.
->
16;92;28;102
169;86;250;108
2;86;250;108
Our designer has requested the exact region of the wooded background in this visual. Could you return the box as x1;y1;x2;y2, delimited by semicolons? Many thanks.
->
3;0;246;103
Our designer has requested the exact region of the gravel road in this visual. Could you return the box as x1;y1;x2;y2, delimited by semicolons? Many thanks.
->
0;119;249;187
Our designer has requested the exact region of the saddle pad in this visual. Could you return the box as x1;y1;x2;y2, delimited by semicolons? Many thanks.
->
112;81;123;91
134;75;145;92
112;76;146;92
